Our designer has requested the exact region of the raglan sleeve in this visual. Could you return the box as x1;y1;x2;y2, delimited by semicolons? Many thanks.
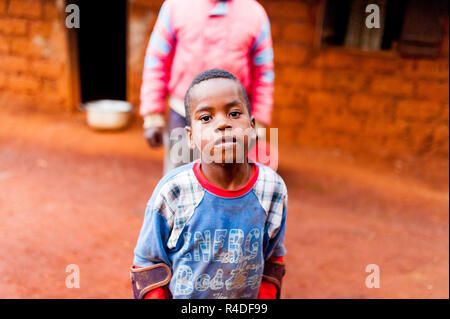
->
259;178;287;299
270;196;287;259
264;181;288;260
130;183;175;299
133;192;172;268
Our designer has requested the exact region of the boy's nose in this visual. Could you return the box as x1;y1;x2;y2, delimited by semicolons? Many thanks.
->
215;115;232;131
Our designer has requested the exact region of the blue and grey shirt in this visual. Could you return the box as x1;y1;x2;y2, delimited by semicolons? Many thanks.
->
133;160;288;299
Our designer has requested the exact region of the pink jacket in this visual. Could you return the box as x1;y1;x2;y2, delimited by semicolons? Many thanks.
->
140;0;274;125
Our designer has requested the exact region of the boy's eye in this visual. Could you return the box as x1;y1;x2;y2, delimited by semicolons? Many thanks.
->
200;115;211;122
229;111;241;118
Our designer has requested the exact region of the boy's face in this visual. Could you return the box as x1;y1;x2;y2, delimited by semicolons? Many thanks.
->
185;78;255;164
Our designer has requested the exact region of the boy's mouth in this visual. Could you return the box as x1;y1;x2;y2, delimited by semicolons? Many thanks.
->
214;135;237;147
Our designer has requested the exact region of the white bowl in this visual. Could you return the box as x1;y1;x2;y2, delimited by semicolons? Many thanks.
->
84;100;133;130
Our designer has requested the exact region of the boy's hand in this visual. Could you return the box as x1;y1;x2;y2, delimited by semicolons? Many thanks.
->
145;127;164;148
144;286;170;299
259;256;285;299
257;280;278;299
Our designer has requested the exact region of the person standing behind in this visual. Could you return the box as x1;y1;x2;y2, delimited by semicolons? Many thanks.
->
140;0;275;174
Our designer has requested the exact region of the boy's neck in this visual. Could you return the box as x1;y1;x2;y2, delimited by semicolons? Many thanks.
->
200;160;253;191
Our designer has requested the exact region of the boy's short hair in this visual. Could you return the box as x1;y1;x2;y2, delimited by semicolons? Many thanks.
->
184;68;251;126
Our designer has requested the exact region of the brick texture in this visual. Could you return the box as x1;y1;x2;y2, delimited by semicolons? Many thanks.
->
0;17;27;35
8;0;43;19
0;0;71;112
0;0;6;15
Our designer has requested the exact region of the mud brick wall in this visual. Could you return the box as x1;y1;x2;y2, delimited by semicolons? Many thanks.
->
0;0;72;112
261;0;450;161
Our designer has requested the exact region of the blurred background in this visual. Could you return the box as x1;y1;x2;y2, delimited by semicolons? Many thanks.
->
0;0;448;298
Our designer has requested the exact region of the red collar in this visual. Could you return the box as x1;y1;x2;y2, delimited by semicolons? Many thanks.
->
193;160;259;198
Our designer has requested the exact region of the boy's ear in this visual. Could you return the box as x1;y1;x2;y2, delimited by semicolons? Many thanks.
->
249;116;257;140
185;126;196;150
250;116;256;129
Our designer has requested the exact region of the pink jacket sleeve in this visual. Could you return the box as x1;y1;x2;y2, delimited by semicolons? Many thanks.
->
139;1;176;117
249;14;275;126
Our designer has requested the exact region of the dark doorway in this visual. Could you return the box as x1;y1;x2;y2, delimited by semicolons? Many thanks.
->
71;1;127;103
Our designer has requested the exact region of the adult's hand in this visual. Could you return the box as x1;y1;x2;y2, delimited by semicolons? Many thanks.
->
145;127;164;148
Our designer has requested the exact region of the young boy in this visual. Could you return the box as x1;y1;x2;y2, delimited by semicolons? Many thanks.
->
131;69;287;299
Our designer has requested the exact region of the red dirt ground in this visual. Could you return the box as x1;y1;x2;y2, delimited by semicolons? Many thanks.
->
0;111;448;299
